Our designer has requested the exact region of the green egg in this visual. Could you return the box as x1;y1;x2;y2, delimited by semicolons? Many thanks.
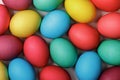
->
33;0;63;11
97;39;120;65
0;61;9;80
50;38;78;67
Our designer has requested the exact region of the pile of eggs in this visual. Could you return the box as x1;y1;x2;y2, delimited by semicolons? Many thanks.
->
0;0;120;80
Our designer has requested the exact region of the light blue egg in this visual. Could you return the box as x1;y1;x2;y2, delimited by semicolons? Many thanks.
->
75;51;102;80
8;58;35;80
40;10;70;38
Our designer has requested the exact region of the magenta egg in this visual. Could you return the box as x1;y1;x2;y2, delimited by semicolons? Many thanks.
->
2;0;32;10
0;35;23;60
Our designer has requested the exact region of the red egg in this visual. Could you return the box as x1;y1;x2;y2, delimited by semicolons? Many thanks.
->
39;65;71;80
24;35;49;67
69;23;100;50
2;0;32;10
97;12;120;39
100;67;120;80
0;35;23;60
0;4;10;34
91;0;120;12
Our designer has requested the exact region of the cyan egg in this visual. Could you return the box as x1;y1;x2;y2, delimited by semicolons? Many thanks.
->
40;10;70;38
8;58;35;80
75;51;102;80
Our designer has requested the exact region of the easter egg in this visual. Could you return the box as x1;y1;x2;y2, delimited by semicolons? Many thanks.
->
39;65;71;80
97;12;120;39
0;61;9;80
91;0;120;12
75;51;102;80
0;35;23;60
97;39;120;65
8;58;35;80
69;23;100;50
10;10;41;38
50;38;77;67
99;67;120;80
0;4;10;34
33;0;63;11
2;0;32;10
24;35;49;67
65;0;96;23
40;10;70;38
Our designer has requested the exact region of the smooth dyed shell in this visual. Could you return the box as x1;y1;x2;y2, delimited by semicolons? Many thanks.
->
33;0;63;11
100;67;120;80
0;35;23;60
50;38;78;67
97;12;120;39
8;58;36;80
0;61;9;80
91;0;120;12
69;23;100;50
10;10;41;38
97;39;120;65
65;0;96;23
2;0;32;10
24;35;49;67
0;4;10;34
75;51;102;80
39;65;71;80
40;10;70;38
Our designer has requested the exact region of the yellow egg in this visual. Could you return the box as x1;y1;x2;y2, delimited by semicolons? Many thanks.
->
10;10;41;38
0;61;9;80
65;0;96;23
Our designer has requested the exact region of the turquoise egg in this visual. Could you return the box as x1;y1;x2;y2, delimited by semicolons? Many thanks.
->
33;0;63;11
75;51;102;80
40;10;70;38
50;38;78;67
8;58;35;80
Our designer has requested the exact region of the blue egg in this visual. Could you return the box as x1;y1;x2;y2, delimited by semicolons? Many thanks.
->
40;10;70;38
8;58;35;80
75;51;102;80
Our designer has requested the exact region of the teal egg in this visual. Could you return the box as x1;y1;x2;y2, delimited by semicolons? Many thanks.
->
50;38;78;67
33;0;63;11
97;39;120;65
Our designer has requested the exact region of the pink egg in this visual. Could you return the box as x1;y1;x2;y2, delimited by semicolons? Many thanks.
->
2;0;32;10
0;4;10;34
24;35;49;67
0;35;23;60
